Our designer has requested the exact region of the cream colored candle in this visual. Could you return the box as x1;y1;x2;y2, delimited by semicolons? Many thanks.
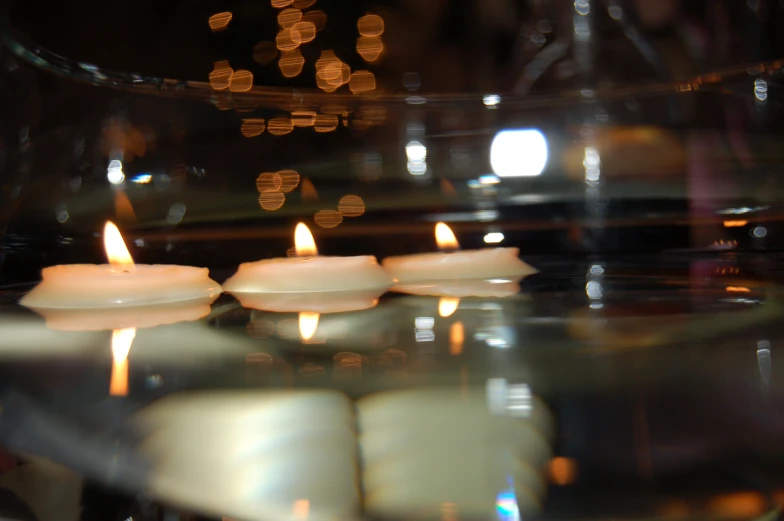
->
382;223;537;284
223;223;393;293
21;222;221;309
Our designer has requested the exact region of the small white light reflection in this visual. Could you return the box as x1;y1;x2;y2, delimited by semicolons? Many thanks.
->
477;210;499;221
496;488;521;521
406;141;427;162
406;140;427;176
487;338;509;348
484;232;505;244
56;207;69;223
415;317;435;329
752;227;768;238
589;302;604;309
490;129;548;177
755;79;768;101
406;96;427;105
757;340;771;387
416;330;435;342
166;203;187;224
586;281;603;300
608;4;623;19
575;0;590;15
589;264;604;275
483;94;501;107
107;160;125;185
131;173;153;184
488;278;512;284
479;174;500;185
584;147;601;186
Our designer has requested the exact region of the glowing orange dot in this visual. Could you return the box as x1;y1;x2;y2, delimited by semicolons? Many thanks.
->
278;170;301;192
314;114;339;132
209;62;233;90
259;190;285;211
349;71;376;93
229;70;254;92
357;14;384;37
293;0;316;8
338;195;365;217
278;8;302;28
276;28;302;52
241;119;266;137
271;0;292;7
316;73;339;92
291;111;317;127
208;12;233;32
279;49;305;78
256;172;282;192
253;41;278;65
315;50;339;71
315;209;342;228
548;457;578;485
302;10;327;31
268;117;294;136
293;21;316;43
357;36;383;62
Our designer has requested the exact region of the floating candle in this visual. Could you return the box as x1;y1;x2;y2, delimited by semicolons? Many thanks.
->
223;223;394;294
21;222;222;309
382;223;537;284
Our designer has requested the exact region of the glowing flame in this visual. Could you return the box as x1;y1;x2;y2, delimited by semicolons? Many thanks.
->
109;328;136;397
104;221;136;271
726;286;751;293
435;222;459;250
449;321;464;356
299;312;320;340
439;297;460;317
548;457;578;485
295;222;318;256
723;220;748;228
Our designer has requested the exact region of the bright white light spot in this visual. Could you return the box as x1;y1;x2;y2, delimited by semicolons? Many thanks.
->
131;173;152;184
415;317;434;329
753;226;768;238
406;141;427;162
755;79;768;101
484;232;505;244
406;96;427;105
407;161;427;175
488;278;512;284
107;160;125;184
575;0;590;15
490;129;548;177
586;281;603;300
589;264;604;275
487;338;509;348
483;94;501;106
415;330;435;342
479;174;500;185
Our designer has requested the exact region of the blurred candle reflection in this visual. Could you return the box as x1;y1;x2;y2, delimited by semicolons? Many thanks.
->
109;327;136;396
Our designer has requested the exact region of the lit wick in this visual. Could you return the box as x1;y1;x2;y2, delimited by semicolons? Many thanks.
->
294;222;318;258
104;221;136;273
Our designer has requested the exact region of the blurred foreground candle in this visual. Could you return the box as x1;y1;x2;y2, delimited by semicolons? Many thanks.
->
382;223;536;284
21;222;221;310
223;223;393;293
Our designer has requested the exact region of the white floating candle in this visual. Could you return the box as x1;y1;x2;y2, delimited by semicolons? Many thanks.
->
223;223;394;294
382;222;537;284
21;222;221;309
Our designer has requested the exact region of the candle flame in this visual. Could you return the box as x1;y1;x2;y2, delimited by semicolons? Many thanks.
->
293;499;310;519
299;312;320;340
109;327;136;396
449;321;464;356
104;221;136;270
295;222;318;256
438;297;460;317
435;222;459;250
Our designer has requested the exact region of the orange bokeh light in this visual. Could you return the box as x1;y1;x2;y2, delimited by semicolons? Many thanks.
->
278;8;302;28
278;170;301;192
256;172;283;192
315;209;342;228
276;28;302;51
548;457;578;485
259;190;285;211
357;14;384;37
241;119;266;137
279;49;305;77
338;194;365;217
229;70;254;92
349;70;376;93
208;12;232;32
302;10;327;31
357;36;384;62
293;21;316;43
314;114;339;132
268;117;294;136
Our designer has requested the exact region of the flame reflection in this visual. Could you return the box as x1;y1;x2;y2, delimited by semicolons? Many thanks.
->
438;297;460;318
109;327;136;396
299;312;320;340
449;321;464;355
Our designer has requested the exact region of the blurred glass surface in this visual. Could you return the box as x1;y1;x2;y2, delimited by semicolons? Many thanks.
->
1;0;784;520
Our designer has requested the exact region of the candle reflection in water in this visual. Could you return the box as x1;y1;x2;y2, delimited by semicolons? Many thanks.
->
109;328;136;396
